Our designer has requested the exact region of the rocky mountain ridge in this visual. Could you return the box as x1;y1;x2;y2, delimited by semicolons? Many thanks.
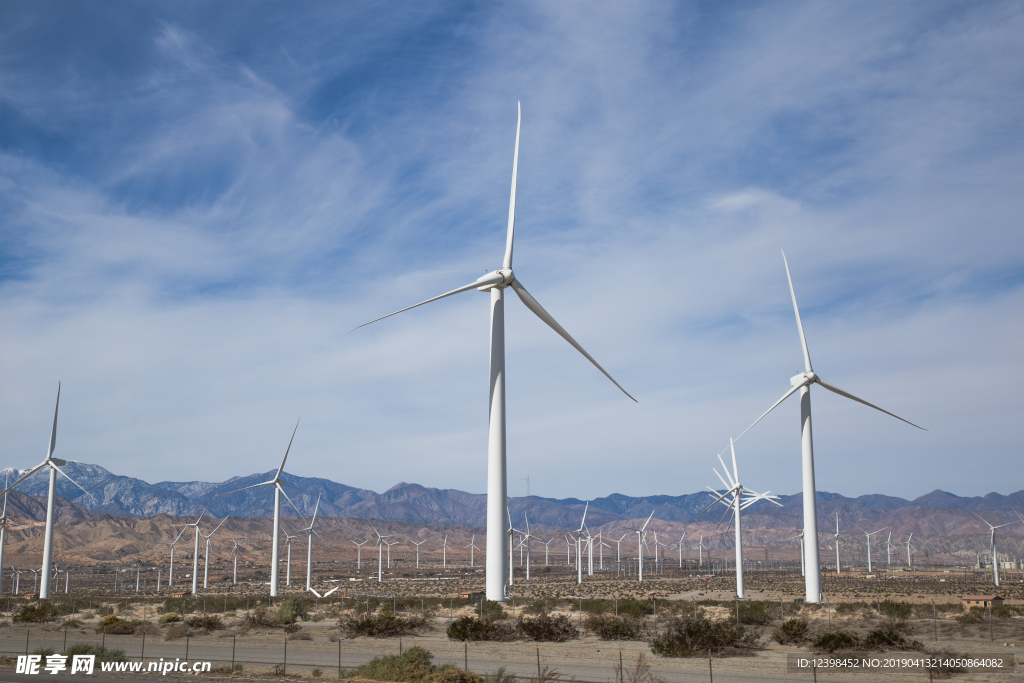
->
1;462;1022;534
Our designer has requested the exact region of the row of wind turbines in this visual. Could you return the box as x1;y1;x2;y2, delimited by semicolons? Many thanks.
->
1;103;932;604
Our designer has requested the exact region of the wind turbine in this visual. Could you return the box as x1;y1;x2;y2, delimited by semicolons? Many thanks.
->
697;534;708;569
352;540;368;571
201;517;229;589
167;526;187;588
440;535;452;570
386;540;398;568
857;526;888;574
905;533;914;568
542;537;554;566
626;512;655;582
0;475;9;595
218;420;305;597
302;495;323;591
598;534;610;571
283;528;301;586
0;385;96;599
833;513;840;574
465;536;479;568
885;531;896;568
521;514;534;580
231;537;240;584
349;103;635;602
372;527;389;582
731;252;925;603
615;533;627;571
974;512;1011;587
412;539;427;568
703;438;782;599
793;531;805;576
574;504;589;584
677;533;686;568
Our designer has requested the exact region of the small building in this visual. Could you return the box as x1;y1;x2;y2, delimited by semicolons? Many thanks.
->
169;591;190;599
459;591;485;604
961;595;1003;610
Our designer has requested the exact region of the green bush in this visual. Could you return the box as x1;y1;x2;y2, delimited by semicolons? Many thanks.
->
863;624;922;651
185;614;222;631
955;608;984;624
737;601;772;625
812;631;860;652
772;619;809;645
355;646;482;683
445;616;518;642
649;615;759;657
579;599;609;615
878;601;912;620
275;596;307;625
14;603;67;623
32;647;55;657
479;600;506;620
158;612;180;624
516;614;579;642
835;602;869;614
64;644;126;663
585;615;647;641
341;611;428;638
311;668;322;678
522;600;550;616
95;616;144;634
617;599;653;618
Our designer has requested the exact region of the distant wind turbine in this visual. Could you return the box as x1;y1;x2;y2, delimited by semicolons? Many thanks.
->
731;252;925;603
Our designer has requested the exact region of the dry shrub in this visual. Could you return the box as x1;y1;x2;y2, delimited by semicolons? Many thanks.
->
288;630;313;640
185;614;222;631
164;624;190;641
516;614;579;642
240;607;279;629
586;615;647;641
158;612;180;624
133;622;160;637
342;611;428;638
446;616;517;642
328;632;340;642
772;618;809;645
355;646;481;683
283;623;302;634
649;615;759;657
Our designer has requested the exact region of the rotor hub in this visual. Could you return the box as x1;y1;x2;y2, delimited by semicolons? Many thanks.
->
789;371;817;388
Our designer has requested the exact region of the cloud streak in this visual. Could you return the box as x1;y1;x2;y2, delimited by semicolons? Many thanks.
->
0;1;1020;502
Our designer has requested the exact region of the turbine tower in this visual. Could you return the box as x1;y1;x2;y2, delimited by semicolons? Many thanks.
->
974;512;1011;587
733;252;925;603
0;385;96;599
857;526;888;574
0;475;9;595
302;495;323;591
702;438;781;599
349;104;635;602
833;513;840;574
626;512;655;582
220;421;305;597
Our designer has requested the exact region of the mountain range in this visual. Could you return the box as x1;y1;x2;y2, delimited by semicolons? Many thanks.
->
1;461;1022;533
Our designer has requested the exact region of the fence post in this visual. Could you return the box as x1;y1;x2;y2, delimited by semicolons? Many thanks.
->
25;627;29;655
464;642;467;671
988;603;993;642
185;632;189;662
232;634;236;671
64;626;67;652
141;632;146;662
708;655;713;683
537;647;541;679
932;600;937;641
338;636;342;680
284;636;287;674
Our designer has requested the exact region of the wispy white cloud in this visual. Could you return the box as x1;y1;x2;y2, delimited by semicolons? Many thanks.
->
0;1;1020;501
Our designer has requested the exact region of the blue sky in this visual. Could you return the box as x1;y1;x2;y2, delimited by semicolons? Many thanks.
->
0;1;1021;501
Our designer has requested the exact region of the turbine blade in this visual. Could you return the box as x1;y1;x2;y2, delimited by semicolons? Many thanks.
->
702;487;734;513
729;438;740;484
48;383;61;460
348;272;505;334
276;419;300;479
310;494;321;526
712;467;731;492
503;102;520;270
734;384;800;442
815;378;926;430
323;586;339;597
781;251;812;373
278;484;308;524
308;587;322;598
52;465;97;502
510;278;636;402
222;481;274;496
641;510;655;531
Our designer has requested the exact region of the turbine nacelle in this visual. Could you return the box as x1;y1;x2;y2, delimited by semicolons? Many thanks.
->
477;268;514;291
790;371;816;388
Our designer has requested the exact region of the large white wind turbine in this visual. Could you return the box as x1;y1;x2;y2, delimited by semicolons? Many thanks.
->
833;513;840;574
732;252;925;603
857;525;888;574
974;512;1011;587
167;527;187;588
231;537;240;584
220;421;305;597
0;385;96;599
702;438;781;599
349;104;635;602
352;539;368;572
412;539;427;569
